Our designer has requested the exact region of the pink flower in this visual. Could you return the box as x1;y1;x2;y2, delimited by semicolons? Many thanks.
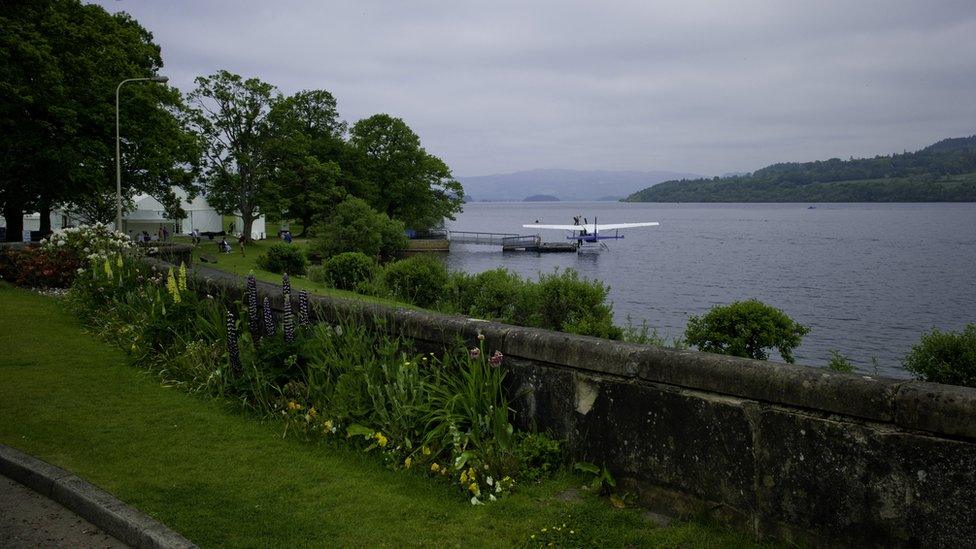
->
489;350;504;367
469;347;480;360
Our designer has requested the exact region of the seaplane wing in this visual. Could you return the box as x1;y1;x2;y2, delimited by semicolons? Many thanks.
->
522;222;658;232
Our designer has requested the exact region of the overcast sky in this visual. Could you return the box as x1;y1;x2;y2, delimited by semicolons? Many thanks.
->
93;0;976;177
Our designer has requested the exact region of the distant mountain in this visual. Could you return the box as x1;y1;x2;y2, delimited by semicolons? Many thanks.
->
459;169;702;202
625;136;976;203
523;194;560;202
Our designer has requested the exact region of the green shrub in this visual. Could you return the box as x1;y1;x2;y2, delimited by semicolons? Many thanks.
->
256;243;308;275
515;433;564;483
826;350;855;373
450;268;537;325
311;197;407;260
903;324;976;387
535;268;621;339
322;252;377;291
382;255;449;308
684;299;809;363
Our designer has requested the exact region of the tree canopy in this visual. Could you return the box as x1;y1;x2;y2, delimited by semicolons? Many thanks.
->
0;0;199;240
188;70;281;242
625;136;976;203
2;3;464;242
265;90;348;236
350;114;464;230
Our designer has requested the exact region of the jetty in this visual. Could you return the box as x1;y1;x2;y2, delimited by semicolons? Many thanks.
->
447;231;577;253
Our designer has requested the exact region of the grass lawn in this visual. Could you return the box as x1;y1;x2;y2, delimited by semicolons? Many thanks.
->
0;283;764;547
183;237;406;307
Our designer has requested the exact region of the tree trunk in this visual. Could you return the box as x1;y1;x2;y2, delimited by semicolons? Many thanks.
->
242;214;254;244
39;202;52;236
3;203;24;242
298;213;312;238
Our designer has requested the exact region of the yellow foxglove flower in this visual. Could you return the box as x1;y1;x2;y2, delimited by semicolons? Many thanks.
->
104;259;113;278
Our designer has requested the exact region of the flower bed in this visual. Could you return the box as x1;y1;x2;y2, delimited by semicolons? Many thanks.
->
68;255;564;505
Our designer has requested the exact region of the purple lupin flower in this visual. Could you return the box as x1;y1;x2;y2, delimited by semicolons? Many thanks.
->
282;294;295;343
263;296;276;337
298;290;310;328
246;275;260;341
226;310;241;376
282;273;291;297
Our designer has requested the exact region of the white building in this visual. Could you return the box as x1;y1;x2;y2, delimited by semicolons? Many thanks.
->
1;188;266;241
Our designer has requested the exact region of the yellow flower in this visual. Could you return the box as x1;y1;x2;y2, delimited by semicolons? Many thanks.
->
323;420;334;433
178;262;188;291
430;463;440;472
166;268;180;303
404;457;412;469
373;432;388;448
116;254;123;267
460;470;468;484
287;400;302;411
104;259;113;278
422;446;431;456
468;482;480;496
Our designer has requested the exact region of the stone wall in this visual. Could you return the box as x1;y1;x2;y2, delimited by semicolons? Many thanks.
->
184;262;976;547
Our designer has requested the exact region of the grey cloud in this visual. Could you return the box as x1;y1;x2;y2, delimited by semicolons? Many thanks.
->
95;0;976;176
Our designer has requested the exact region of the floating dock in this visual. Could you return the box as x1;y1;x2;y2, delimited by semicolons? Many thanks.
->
448;231;577;253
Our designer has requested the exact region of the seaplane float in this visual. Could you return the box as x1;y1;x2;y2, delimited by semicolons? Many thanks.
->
523;216;659;252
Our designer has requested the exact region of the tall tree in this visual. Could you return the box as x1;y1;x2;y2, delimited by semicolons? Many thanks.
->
0;0;199;240
349;114;463;230
266;90;348;236
188;71;281;242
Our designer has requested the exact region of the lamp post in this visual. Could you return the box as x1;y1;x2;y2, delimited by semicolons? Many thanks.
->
116;75;169;231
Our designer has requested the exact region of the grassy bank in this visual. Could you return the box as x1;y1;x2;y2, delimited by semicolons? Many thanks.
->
0;284;762;547
186;237;405;307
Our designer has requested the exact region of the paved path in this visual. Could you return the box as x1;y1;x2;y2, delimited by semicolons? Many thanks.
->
0;475;127;548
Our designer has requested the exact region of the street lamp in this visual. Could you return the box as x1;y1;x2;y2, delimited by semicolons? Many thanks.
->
116;75;169;231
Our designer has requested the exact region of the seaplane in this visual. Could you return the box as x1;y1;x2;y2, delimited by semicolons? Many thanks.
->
523;216;659;252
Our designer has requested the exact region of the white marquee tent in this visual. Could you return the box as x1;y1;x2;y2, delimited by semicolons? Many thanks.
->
1;188;266;241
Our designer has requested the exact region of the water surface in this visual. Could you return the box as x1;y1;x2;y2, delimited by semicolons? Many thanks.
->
445;202;976;377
